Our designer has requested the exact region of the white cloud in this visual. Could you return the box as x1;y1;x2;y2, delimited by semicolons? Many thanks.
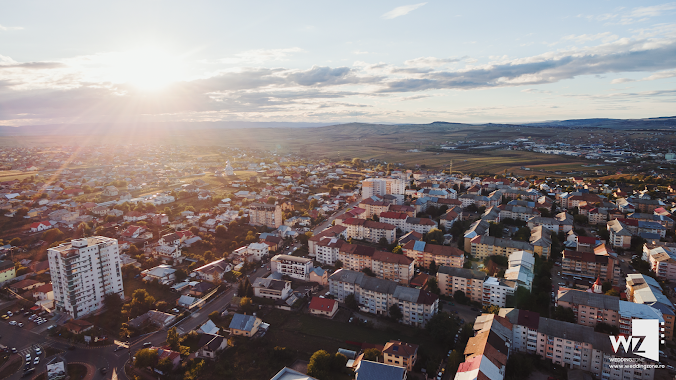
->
0;24;23;31
220;48;304;64
643;69;676;80
382;3;427;19
561;32;619;44
352;50;370;55
404;56;464;67
611;78;634;84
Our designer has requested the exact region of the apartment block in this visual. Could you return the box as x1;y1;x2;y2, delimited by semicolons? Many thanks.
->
338;243;414;285
271;255;313;280
48;237;125;319
436;266;486;303
482;277;516;307
401;240;464;269
470;235;534;260
607;219;632;249
561;247;621;284
249;203;283;229
643;244;676;281
339;217;396;244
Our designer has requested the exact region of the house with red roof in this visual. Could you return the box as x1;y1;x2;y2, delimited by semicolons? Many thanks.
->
308;296;339;318
121;225;146;239
30;221;52;233
64;319;94;334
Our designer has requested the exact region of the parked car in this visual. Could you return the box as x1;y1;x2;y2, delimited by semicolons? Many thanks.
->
143;342;153;348
34;357;40;365
6;311;12;317
25;353;31;362
17;322;23;327
35;347;41;356
9;320;17;326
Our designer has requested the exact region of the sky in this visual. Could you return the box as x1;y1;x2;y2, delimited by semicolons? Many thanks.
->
1;0;676;127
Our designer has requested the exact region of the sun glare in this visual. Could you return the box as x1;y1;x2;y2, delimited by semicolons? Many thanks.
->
111;48;185;91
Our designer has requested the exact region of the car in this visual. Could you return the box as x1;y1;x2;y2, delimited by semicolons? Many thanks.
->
12;347;17;353
35;347;41;355
143;342;153;348
620;259;625;263
100;367;107;374
34;357;40;365
1;315;7;320
171;308;180;313
25;353;31;362
17;322;23;327
28;315;36;321
454;311;458;314
349;317;354;323
6;311;13;317
9;320;17;326
23;311;31;317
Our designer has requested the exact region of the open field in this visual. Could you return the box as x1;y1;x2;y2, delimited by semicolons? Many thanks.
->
0;170;38;181
0;122;637;174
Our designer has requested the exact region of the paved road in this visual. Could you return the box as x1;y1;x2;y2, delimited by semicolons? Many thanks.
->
312;200;360;235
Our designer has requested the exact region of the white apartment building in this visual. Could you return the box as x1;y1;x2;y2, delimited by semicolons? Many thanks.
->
271;254;313;280
361;178;405;200
48;237;124;319
249;203;283;229
643;244;676;281
247;242;270;261
436;266;486;303
482;277;516;307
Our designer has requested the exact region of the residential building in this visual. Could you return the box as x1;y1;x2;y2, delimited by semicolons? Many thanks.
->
339;218;396;244
482;277;516;307
361;178;405;200
308;296;339;318
643;244;676;281
470;235;534;260
561;247;620;284
271;255;314;280
463;219;490;253
0;260;16;283
271;368;318;380
249;203;283;229
498;204;540;221
355;360;406;380
252;277;292;300
48;237;124;319
455;313;511;380
625;273;675;340
436;266;486;303
308;225;347;264
379;211;408;230
529;225;552;259
247;242;270;261
329;269;438;327
196;333;228;360
141;265;177;285
228;313;262;337
403;217;437;234
338;243;414;285
383;341;418;371
607;219;632;249
192;259;232;282
358;197;391;219
401;240;464;269
526;212;573;233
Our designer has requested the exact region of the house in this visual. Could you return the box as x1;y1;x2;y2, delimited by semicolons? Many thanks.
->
383;341;418;371
198;191;212;200
30;221;52;233
10;279;45;293
128;310;177;329
271;255;314;280
252;277;292;300
309;267;328;286
0;260;16;283
308;296;339;318
64;319;94;334
103;186;119;197
196;333;228;360
124;211;147;222
153;347;182;370
32;283;54;301
189;282;214;297
177;295;199;308
229;313;262;337
121;225;146;239
355;360;406;380
192;259;232;282
141;265;176;285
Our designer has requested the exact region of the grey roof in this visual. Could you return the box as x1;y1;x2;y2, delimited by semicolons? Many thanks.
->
393;287;420;302
229;313;258;332
475;235;534;250
329;269;365;284
557;289;620;311
437;266;487;281
359;275;398;294
537;317;613;353
270;367;318;380
356;360;406;380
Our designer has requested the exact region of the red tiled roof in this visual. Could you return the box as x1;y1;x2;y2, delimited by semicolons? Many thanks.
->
308;296;338;312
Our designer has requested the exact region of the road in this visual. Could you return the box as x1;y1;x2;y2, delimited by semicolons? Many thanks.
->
0;265;273;380
312;200;360;236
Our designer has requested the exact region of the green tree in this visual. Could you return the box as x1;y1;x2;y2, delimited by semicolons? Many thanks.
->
425;312;457;347
9;237;21;246
392;245;403;255
428;277;440;295
429;260;438;275
453;290;468;304
167;327;181;351
334;259;343;269
605;289;620;297
345;294;358;310
208;311;220;321
156;357;174;373
215;225;227;237
123;289;156;318
602;281;612;294
361;267;375;277
424;228;444;245
307;350;332;379
134;348;159;368
482;305;501;314
240;297;255;313
363;348;382;361
505;353;534;380
389;304;403;321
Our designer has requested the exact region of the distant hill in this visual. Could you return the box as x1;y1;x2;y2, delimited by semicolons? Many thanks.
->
516;116;676;129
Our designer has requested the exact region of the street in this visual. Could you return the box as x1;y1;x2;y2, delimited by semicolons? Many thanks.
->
312;200;360;235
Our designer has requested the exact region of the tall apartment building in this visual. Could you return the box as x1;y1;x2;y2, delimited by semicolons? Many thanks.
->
401;240;465;269
338;218;396;244
329;269;438;327
643;244;676;281
361;178;405;200
529;225;552;260
358;197;391;218
561;247;621;284
308;225;347;264
482;277;517;307
625;273;675;341
436;266;486;303
470;235;534;260
607;219;632;249
48;237;124;319
248;203;283;229
270;255;313;280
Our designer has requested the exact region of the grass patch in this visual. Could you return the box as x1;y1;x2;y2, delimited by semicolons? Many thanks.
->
67;363;89;380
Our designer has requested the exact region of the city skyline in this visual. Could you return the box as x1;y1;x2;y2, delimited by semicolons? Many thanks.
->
1;0;676;126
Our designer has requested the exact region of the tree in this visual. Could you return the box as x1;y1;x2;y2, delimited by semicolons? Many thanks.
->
552;305;575;323
351;158;362;168
602;281;612;294
428;277;440;295
453;290;468;304
363;348;382;361
307;350;332;379
123;289;156;318
345;294;358;310
42;228;64;242
167;327;181;351
362;267;375;277
482;305;500;314
392;245;403;255
505;353;534;380
240;297;255;313
378;236;388;248
334;259;343;269
9;237;21;246
447;349;464;377
128;244;140;256
424;228;444;245
156;357;174;373
175;269;188;282
605;289;620;297
267;196;277;204
104;293;124;312
208;311;221;321
389;304;403;321
215;225;227;237
429;260;438;275
134;348;159;368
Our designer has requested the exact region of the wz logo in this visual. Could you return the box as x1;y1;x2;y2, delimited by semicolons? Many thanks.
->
610;319;664;361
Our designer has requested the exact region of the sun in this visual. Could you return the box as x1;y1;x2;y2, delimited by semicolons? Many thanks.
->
111;48;185;91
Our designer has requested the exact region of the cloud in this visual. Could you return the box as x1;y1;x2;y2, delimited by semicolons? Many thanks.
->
404;56;465;67
0;24;23;31
580;2;676;25
0;62;66;70
643;69;676;80
611;78;634;84
559;32;619;44
382;3;427;19
219;47;304;64
352;50;370;55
